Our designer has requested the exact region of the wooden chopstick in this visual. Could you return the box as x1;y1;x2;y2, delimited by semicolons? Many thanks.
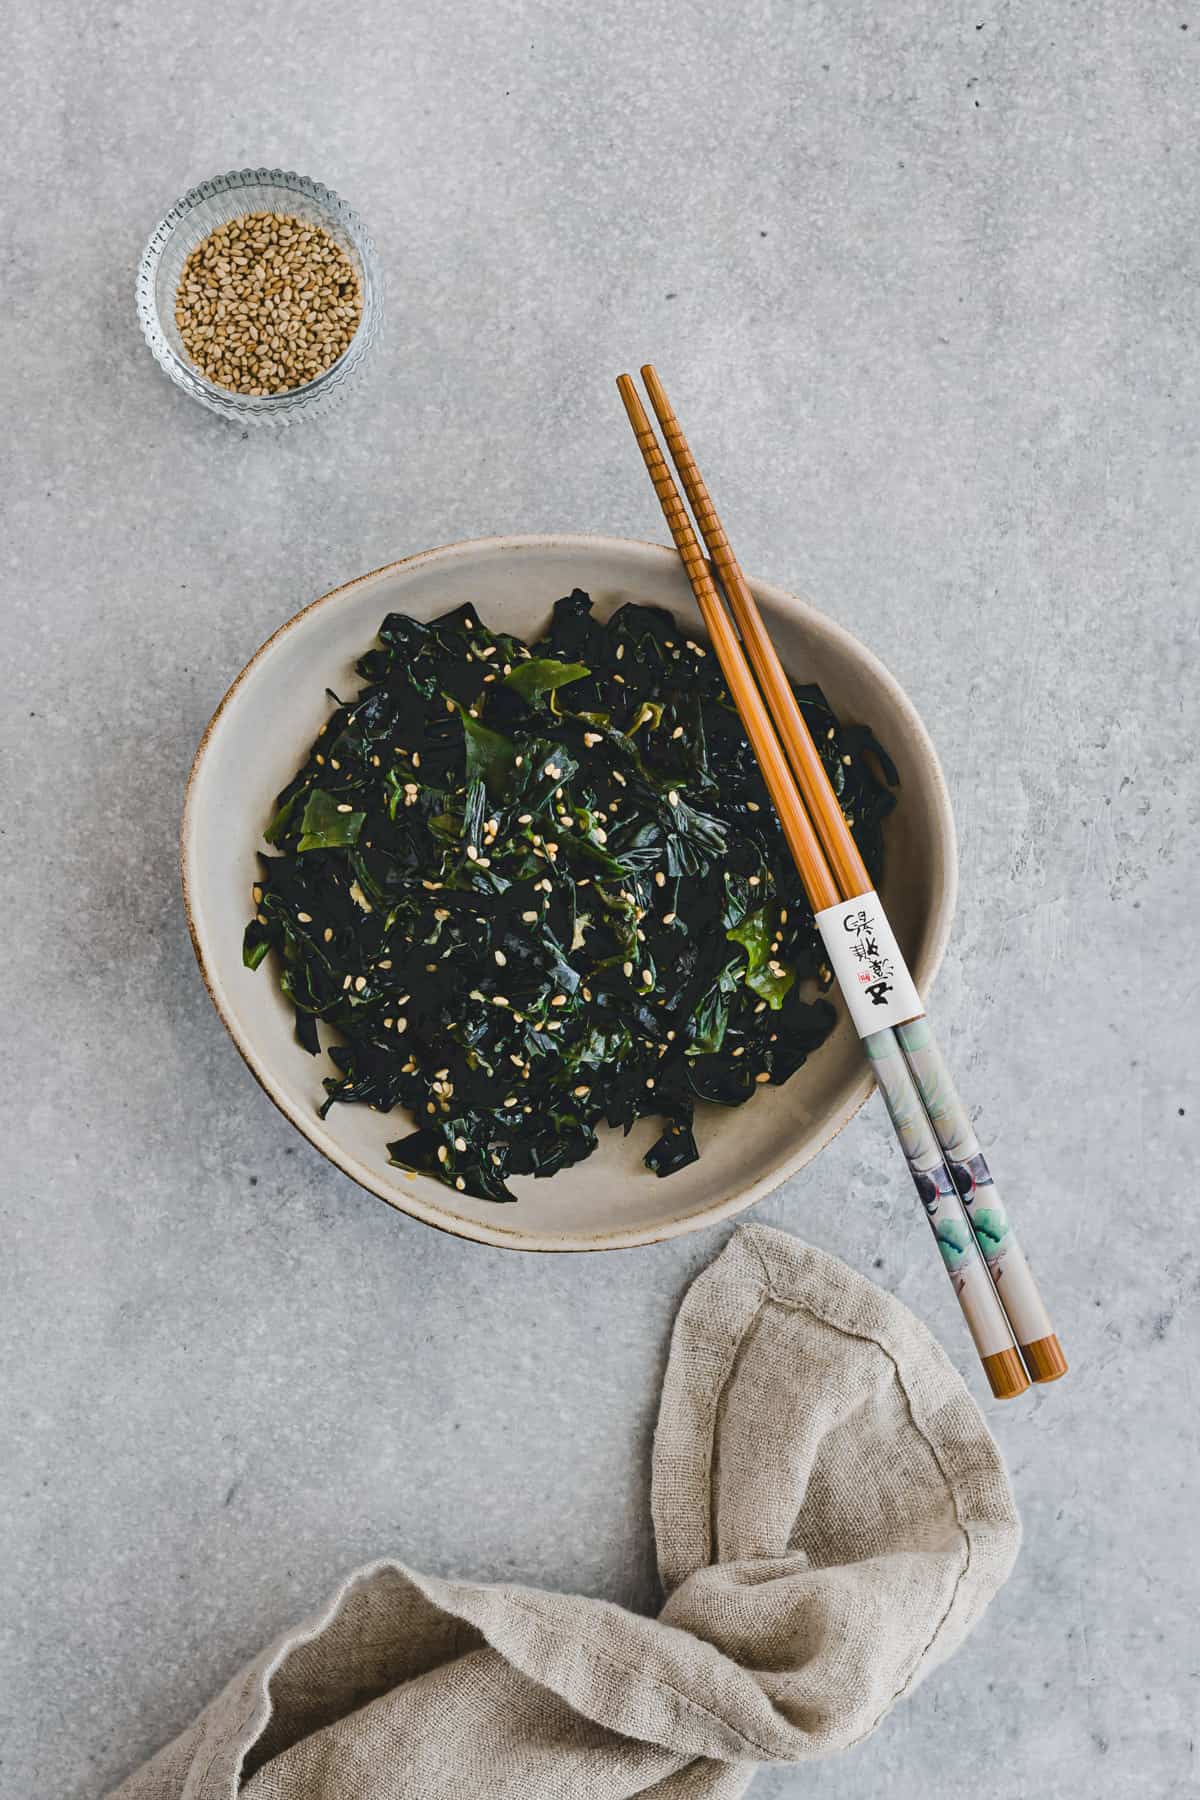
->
616;372;1030;1401
631;365;1066;1388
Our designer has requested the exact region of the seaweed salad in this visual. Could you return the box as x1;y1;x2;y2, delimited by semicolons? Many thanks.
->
243;592;897;1201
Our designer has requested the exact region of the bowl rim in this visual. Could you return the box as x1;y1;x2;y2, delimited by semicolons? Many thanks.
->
135;166;383;424
181;533;958;1251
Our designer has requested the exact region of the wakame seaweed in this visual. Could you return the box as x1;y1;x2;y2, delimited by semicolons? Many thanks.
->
243;592;898;1201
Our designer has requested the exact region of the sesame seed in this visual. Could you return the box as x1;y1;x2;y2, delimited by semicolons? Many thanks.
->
671;725;683;739
493;995;509;1006
733;1046;745;1057
494;950;506;966
756;1071;771;1083
746;801;760;812
780;908;788;923
315;754;325;765
455;1177;466;1191
336;803;353;814
411;753;420;768
503;1096;518;1107
623;960;634;978
655;871;666;888
645;1078;655;1089
583;732;601;747
573;1084;590;1097
593;828;607;844
354;976;366;992
396;1017;407;1032
342;975;352;990
515;755;524;767
641;969;652;985
522;910;538;923
455;1136;467;1152
616;643;625;659
663;911;677;924
251;884;263;904
297;910;312;923
827;727;836;740
437;1146;449;1163
467;845;479;860
384;1017;393;1029
330;758;340;770
668;789;680;807
551;994;567;1007
323;927;333;942
518;813;533;825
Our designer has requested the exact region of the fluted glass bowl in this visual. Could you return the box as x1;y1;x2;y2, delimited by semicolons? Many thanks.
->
136;168;383;426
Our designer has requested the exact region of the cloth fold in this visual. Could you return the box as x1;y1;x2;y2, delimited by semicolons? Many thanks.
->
110;1225;1020;1799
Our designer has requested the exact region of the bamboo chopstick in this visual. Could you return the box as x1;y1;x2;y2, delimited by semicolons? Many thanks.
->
636;365;1066;1388
616;373;1030;1401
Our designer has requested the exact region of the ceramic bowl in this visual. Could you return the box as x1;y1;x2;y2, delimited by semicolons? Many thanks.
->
181;536;956;1250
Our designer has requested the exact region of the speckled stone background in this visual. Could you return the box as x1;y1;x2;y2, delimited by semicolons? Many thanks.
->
2;3;1197;1796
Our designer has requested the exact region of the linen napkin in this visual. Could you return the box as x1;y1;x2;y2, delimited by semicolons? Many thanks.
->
110;1224;1020;1799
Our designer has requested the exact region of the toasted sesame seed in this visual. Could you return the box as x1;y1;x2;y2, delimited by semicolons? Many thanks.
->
252;884;263;904
467;845;479;860
455;1136;467;1152
671;725;684;739
623;960;634;978
746;801;760;812
641;969;652;985
733;1046;745;1057
296;910;312;923
342;975;352;990
437;1145;449;1163
522;910;538;922
573;1084;590;1097
645;1078;655;1089
396;1017;407;1032
323;927;334;942
756;1071;771;1083
494;950;506;966
411;752;420;768
551;993;567;1006
668;789;680;807
616;643;625;659
583;731;601;747
330;758;340;770
655;871;666;888
354;975;366;992
336;803;354;814
503;1096;518;1107
455;1176;466;1191
663;911;677;924
493;995;509;1006
517;812;533;824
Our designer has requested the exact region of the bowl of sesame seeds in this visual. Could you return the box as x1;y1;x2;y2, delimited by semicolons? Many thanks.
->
136;167;383;424
181;536;957;1252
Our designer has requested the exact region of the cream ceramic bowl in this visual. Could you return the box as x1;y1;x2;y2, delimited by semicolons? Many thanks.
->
182;536;956;1250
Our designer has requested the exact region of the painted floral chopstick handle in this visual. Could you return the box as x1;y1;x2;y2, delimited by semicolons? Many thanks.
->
894;1017;1067;1382
862;1028;1029;1399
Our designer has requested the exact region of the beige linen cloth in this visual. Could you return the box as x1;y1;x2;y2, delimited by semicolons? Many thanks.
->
111;1225;1020;1800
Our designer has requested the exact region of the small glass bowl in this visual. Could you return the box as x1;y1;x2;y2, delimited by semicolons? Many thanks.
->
136;168;383;426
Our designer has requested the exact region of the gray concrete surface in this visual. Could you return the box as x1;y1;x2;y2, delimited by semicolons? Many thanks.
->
2;3;1197;1795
